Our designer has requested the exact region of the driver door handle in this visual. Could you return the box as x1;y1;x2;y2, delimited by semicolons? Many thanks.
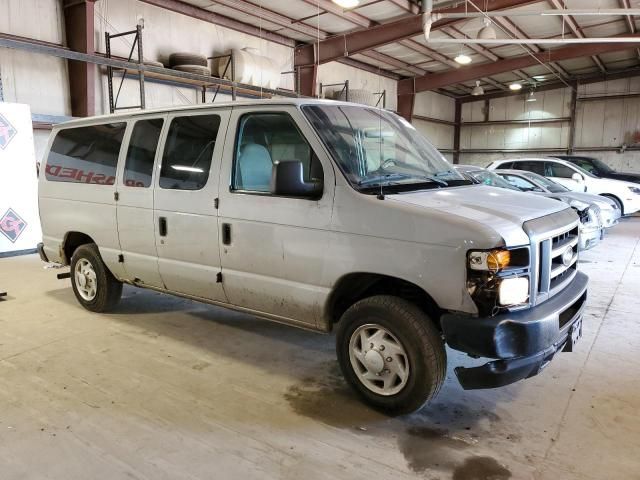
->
222;223;231;245
159;217;168;237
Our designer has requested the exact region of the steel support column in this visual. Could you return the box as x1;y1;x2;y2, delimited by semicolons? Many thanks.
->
453;100;461;164
296;64;317;98
63;0;97;117
568;81;579;154
397;79;415;122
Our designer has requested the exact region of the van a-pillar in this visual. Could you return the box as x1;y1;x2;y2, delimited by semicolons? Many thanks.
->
63;0;98;117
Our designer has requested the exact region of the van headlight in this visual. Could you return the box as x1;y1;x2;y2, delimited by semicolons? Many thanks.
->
467;247;531;316
499;277;529;306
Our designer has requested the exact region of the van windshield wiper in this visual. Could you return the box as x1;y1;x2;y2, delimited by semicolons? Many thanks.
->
357;173;448;188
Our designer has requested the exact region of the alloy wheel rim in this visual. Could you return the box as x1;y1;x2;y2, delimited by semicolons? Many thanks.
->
348;323;410;396
75;258;97;301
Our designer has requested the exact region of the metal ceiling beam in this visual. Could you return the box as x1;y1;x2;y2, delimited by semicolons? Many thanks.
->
399;33;640;94
138;0;295;47
547;0;606;73
491;16;569;79
63;0;98;117
619;0;640;61
300;0;457;73
294;0;544;67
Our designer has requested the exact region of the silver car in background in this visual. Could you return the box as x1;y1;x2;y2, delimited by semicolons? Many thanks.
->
496;169;621;230
455;165;604;251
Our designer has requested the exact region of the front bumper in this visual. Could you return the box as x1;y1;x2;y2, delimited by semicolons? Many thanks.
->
600;208;620;229
441;271;588;390
579;225;601;251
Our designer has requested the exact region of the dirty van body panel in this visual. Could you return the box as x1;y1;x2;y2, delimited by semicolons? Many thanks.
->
152;110;231;302
38;120;127;279
114;115;167;288
325;185;568;315
217;106;335;328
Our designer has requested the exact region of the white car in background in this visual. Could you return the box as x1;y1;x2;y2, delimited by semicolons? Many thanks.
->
495;169;621;230
487;157;640;216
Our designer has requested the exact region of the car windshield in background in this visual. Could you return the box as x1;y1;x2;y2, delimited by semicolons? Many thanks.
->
303;105;470;193
521;171;569;193
590;157;614;174
468;170;520;191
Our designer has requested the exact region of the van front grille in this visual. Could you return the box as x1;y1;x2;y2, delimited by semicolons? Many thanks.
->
523;210;580;307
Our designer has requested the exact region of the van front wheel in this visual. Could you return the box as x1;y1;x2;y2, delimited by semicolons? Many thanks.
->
70;243;122;313
336;295;446;414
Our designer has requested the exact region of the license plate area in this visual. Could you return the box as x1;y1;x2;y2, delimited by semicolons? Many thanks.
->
563;316;583;352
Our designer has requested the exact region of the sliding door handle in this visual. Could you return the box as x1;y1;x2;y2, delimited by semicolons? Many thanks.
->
159;217;168;237
222;223;231;245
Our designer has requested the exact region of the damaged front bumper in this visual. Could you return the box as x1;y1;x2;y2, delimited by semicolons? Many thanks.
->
441;271;588;390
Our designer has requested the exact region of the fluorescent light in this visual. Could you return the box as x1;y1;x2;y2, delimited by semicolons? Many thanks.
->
332;0;359;8
509;83;523;91
172;165;204;173
455;53;472;65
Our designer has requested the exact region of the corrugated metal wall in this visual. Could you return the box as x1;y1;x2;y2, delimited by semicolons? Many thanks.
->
458;79;640;173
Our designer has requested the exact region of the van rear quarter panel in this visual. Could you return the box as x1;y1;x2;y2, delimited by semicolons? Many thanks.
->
39;137;125;279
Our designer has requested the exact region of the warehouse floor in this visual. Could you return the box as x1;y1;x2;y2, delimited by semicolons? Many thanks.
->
0;219;638;480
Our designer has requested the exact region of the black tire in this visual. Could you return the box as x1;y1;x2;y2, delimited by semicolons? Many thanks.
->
336;295;446;414
172;65;211;76
169;53;208;68
70;243;122;313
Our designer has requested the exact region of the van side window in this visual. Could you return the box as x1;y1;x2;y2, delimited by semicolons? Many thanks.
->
45;123;126;185
159;114;221;190
232;112;323;193
123;118;164;188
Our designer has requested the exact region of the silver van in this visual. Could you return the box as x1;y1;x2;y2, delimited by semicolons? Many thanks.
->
38;99;588;413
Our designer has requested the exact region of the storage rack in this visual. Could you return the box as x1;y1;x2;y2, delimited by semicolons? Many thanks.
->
105;25;145;114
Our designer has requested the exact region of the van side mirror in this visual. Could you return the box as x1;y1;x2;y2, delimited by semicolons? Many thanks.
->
270;160;323;199
571;172;584;182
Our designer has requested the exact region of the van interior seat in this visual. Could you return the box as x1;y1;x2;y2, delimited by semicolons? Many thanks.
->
238;143;273;191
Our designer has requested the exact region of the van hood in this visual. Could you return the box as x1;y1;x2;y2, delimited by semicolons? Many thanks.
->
387;185;570;246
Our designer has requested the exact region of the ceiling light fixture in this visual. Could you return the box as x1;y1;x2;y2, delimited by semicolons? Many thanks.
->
472;81;484;96
509;83;523;91
526;91;537;102
477;18;497;40
332;0;359;8
455;53;472;65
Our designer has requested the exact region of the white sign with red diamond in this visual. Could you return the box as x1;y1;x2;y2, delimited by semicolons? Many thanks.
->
0;103;42;255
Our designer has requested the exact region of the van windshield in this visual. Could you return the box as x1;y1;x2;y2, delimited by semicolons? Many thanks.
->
303;104;469;193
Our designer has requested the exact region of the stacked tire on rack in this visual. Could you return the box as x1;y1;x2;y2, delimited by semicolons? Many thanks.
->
169;53;210;76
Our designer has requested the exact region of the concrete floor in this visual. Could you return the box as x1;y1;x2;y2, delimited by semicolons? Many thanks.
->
0;219;638;480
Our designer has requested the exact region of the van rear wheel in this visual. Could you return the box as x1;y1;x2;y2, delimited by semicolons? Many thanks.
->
70;243;122;313
336;295;446;414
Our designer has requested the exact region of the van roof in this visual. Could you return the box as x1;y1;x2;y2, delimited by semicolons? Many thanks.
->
55;98;369;129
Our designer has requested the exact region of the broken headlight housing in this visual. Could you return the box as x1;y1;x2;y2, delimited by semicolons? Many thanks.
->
467;247;531;317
